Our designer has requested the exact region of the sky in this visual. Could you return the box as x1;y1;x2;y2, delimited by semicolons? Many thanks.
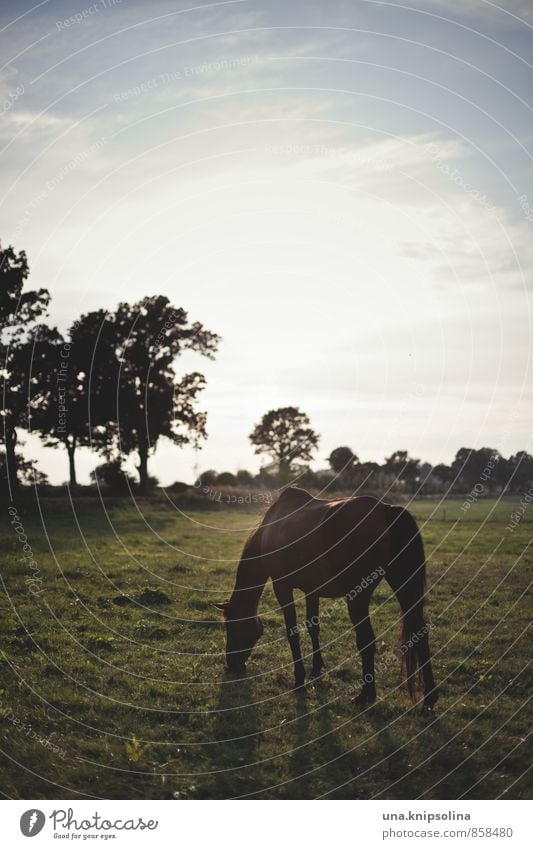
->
1;0;532;485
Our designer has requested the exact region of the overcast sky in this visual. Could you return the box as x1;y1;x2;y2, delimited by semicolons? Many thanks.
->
1;0;532;485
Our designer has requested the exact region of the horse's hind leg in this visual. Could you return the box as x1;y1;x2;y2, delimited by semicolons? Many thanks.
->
305;594;324;676
418;631;439;710
348;598;376;704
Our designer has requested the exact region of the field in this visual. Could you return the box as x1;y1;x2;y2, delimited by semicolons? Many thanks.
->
1;493;531;800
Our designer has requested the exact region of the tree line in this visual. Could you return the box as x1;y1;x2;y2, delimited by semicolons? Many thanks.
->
1;241;218;495
1;240;531;498
199;419;533;496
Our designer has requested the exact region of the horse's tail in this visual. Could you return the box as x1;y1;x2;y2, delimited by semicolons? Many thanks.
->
385;505;428;701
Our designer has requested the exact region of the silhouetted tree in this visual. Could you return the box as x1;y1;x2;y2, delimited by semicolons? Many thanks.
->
196;469;217;486
432;463;452;486
0;450;49;489
1;243;51;493
1;324;62;494
249;406;319;479
296;465;319;489
112;296;219;493
384;450;420;490
90;459;134;495
31;310;118;486
217;472;237;486
0;242;49;336
328;445;359;483
507;451;533;492
236;469;254;485
451;447;500;493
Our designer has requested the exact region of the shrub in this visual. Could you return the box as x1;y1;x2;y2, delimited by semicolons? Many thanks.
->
216;471;237;486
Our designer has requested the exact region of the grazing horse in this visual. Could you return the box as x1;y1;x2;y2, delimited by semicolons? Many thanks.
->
215;487;438;709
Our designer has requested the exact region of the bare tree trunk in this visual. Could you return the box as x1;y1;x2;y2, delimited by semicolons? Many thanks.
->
137;445;149;494
5;424;19;497
67;438;77;487
278;459;291;482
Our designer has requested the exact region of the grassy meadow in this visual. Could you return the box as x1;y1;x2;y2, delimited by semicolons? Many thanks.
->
1;492;531;799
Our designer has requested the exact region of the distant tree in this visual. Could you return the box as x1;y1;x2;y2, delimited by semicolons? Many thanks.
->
91;459;134;495
249;406;319;480
451;447;500;493
432;463;452;486
493;455;511;492
168;479;189;493
507;451;533;492
384;450;420;490
196;469;217;486
328;445;359;484
236;469;254;485
353;460;380;488
254;463;280;488
217;471;237;486
450;448;474;491
112;296;219;494
416;461;434;493
0;242;49;336
296;465;319;489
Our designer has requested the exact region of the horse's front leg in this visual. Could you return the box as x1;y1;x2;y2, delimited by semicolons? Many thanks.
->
274;584;306;689
305;593;324;677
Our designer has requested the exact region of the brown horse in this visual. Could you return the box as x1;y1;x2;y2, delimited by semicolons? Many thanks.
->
215;486;438;709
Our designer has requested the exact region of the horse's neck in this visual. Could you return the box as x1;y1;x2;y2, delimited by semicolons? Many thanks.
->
230;530;266;614
230;579;265;615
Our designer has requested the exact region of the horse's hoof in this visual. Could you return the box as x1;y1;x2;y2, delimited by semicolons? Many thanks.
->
310;665;325;678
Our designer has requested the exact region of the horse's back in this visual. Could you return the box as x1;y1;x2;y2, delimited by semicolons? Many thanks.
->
260;489;394;597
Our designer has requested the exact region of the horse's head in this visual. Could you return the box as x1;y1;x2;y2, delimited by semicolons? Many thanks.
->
214;601;263;673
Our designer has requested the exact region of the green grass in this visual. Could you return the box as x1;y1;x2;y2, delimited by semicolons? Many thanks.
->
1;494;531;799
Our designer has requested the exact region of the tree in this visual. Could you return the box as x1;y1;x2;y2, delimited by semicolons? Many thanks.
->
1;242;50;493
236;469;254;485
432;463;452;486
31;310;118;486
1;324;61;494
196;469;217;486
0;450;49;492
356;460;380;486
506;451;533;492
249;406;319;479
217;472;237;486
451;447;500;493
0;242;49;336
328;446;359;484
91;459;134;495
112;296;219;493
384;450;420;491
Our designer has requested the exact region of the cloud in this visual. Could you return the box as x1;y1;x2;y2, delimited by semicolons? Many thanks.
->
401;0;533;26
2;0;532;483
